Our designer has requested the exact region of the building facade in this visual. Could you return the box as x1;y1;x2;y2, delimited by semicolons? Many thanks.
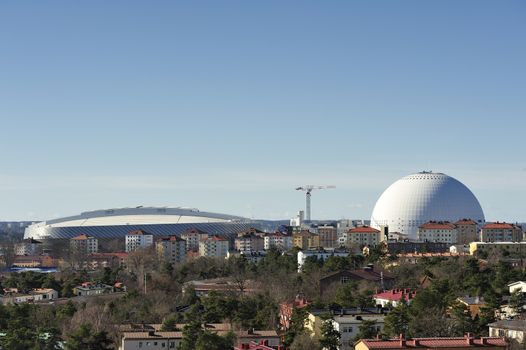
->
263;233;292;251
156;235;187;266
181;228;209;252
235;233;264;253
480;222;523;242
199;235;229;258
125;230;154;252
14;238;42;256
70;234;98;255
318;225;338;249
417;221;458;244
347;226;383;247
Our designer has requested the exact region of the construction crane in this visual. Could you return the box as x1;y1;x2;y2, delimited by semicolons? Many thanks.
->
295;185;335;221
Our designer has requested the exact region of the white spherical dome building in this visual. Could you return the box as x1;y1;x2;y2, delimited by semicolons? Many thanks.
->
370;171;485;238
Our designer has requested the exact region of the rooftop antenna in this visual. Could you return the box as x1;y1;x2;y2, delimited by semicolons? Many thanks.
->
295;185;335;221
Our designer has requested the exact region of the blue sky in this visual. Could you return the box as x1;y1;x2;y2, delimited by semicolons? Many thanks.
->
0;1;525;222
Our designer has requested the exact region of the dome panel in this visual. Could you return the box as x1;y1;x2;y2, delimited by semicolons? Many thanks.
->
370;172;485;238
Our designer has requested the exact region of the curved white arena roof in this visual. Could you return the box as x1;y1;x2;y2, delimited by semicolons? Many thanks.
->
370;172;485;238
24;207;262;240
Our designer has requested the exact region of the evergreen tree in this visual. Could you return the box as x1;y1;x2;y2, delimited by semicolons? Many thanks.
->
319;319;341;350
66;324;113;350
384;301;410;337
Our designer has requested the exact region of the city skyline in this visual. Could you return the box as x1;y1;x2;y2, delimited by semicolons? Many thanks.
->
1;1;525;222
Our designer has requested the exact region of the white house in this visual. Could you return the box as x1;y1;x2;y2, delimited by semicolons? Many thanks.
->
508;281;526;294
297;249;349;272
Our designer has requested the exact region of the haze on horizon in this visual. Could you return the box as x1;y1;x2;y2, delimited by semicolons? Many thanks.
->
0;1;525;223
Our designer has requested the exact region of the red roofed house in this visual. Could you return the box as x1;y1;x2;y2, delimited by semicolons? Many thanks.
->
347;226;384;247
418;221;458;244
355;334;507;350
480;222;523;243
373;288;417;307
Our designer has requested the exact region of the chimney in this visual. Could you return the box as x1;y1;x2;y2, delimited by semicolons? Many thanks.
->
465;333;474;345
399;334;406;347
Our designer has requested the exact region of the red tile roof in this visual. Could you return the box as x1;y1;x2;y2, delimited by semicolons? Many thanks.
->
419;221;455;230
349;226;380;233
374;289;417;302
71;234;93;240
482;222;519;230
360;336;507;349
455;219;478;226
127;229;153;236
158;235;186;242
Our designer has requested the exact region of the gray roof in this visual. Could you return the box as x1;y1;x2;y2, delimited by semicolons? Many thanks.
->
489;319;526;331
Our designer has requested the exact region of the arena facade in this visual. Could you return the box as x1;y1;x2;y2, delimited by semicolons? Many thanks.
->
24;207;275;240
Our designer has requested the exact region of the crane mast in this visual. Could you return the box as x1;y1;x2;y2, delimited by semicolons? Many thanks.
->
295;185;335;221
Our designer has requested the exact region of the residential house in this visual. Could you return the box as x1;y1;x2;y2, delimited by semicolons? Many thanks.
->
489;320;526;344
355;335;507;350
1;288;58;304
373;289;417;307
456;296;486;318
297;249;349;272
319;267;394;297
305;308;386;350
73;282;114;296
119;323;281;350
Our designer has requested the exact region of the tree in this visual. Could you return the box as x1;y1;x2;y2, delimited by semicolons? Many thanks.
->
290;332;322;350
66;323;114;350
319;319;340;350
178;319;203;350
194;331;235;350
384;301;410;337
354;319;379;342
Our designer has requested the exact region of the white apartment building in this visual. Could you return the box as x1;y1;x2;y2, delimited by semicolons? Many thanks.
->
199;235;229;258
156;235;187;266
331;314;385;350
417;221;458;244
263;232;293;251
125;230;154;253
